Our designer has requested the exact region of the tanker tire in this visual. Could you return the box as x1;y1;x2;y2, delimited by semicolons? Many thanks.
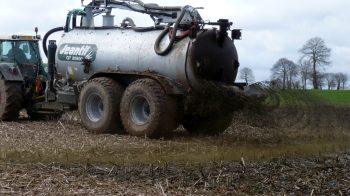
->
0;75;23;121
183;113;233;135
120;79;178;138
79;77;124;134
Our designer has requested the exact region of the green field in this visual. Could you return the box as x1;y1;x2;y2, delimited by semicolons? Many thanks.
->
265;89;350;107
309;90;350;106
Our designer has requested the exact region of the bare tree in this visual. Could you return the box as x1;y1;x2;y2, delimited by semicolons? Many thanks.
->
317;72;326;90
287;63;299;89
299;60;311;89
339;73;348;89
239;67;255;84
334;73;348;90
299;37;331;89
271;58;297;90
334;73;342;90
324;73;336;90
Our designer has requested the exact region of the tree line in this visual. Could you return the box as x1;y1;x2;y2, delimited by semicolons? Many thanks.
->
270;37;348;90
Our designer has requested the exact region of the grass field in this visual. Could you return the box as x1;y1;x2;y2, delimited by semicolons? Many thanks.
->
309;90;350;106
264;89;350;107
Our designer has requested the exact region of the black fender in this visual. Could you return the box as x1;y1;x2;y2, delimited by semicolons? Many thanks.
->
89;70;185;95
0;64;24;82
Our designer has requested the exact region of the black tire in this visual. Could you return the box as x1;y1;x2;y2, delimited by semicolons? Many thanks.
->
183;113;233;135
79;77;124;134
0;75;23;121
120;79;178;138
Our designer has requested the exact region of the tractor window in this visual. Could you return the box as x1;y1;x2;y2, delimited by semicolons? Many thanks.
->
0;41;40;64
0;41;13;62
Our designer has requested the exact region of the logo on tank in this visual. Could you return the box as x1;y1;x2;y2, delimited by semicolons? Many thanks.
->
58;44;97;62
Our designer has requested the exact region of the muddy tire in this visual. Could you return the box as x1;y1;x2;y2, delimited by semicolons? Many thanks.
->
120;79;178;138
183;113;233;135
0;75;23;121
79;77;124;134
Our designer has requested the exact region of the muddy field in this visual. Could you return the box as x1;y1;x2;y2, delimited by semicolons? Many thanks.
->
1;104;350;195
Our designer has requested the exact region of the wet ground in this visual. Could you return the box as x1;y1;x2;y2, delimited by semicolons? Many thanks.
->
0;105;350;195
1;151;350;195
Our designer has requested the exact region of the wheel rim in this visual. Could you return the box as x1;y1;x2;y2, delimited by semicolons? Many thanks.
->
130;95;151;126
86;93;104;122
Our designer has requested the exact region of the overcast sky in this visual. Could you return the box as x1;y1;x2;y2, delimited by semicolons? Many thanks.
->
1;0;349;82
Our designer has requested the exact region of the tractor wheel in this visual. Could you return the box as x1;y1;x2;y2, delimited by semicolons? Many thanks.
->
79;77;124;134
120;79;178;138
183;113;233;135
0;75;23;121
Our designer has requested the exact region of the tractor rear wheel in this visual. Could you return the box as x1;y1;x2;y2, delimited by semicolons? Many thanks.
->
0;75;23;121
183;113;233;135
120;79;178;138
79;77;124;134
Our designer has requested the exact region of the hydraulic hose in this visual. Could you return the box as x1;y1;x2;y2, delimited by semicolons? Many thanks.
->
43;27;64;57
133;25;166;32
154;6;189;56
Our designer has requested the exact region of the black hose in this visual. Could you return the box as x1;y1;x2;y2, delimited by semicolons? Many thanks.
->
43;27;64;57
154;6;188;56
133;25;165;32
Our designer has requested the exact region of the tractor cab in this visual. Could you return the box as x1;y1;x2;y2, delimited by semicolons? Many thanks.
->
0;35;44;81
0;34;55;121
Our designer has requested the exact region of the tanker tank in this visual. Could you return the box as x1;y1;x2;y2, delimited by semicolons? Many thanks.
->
43;0;244;138
56;27;239;90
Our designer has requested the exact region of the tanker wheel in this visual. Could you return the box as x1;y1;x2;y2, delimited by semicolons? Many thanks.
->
120;79;178;138
79;77;124;134
183;113;233;135
0;75;23;121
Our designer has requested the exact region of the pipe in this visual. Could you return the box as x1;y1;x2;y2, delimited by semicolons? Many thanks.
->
42;27;64;57
154;6;188;56
133;0;181;11
48;40;57;91
133;25;165;32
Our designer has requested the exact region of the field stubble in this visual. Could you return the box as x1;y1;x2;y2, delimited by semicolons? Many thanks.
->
1;91;350;194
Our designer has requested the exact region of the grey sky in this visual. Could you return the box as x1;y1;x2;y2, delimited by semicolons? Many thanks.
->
1;0;349;82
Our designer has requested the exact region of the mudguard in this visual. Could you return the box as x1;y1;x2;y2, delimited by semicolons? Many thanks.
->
0;64;24;82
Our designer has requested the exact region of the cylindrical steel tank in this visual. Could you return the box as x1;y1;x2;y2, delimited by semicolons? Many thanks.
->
55;27;239;90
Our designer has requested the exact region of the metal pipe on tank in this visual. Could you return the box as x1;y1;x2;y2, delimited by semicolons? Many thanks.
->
81;7;94;28
48;40;57;91
103;13;115;27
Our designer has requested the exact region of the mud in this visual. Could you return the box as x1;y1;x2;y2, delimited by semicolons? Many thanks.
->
0;152;349;195
0;93;350;194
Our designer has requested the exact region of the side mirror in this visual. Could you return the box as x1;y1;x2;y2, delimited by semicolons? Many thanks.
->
232;29;242;40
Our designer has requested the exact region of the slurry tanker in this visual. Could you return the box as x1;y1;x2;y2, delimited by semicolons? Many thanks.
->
0;0;246;137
